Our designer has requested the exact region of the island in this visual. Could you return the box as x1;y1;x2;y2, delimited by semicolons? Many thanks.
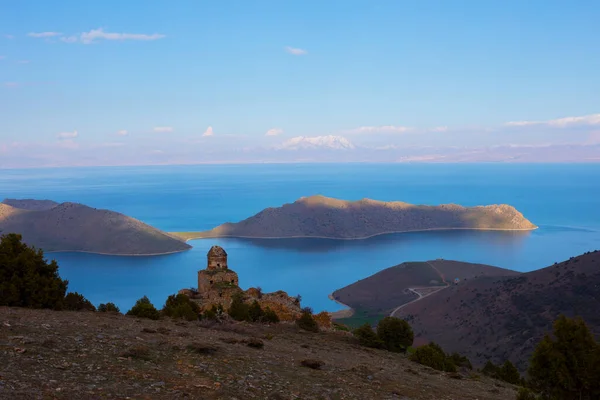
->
0;199;192;255
171;195;537;240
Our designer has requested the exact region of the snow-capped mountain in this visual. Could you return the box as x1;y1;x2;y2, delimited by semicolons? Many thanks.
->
277;135;356;150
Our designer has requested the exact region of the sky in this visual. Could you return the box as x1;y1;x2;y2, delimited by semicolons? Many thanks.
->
1;0;599;167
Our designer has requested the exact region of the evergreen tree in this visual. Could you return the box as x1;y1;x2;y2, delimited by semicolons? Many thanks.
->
98;302;120;313
376;316;414;353
296;307;319;332
248;300;264;322
0;233;68;309
126;296;160;320
228;292;250;321
162;293;200;321
63;292;96;311
353;323;384;348
528;315;600;400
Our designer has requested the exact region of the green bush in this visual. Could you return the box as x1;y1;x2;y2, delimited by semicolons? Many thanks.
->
376;316;414;353
353;323;384;348
482;360;499;377
410;342;457;372
449;352;473;370
162;293;200;321
262;306;280;323
228;292;250;321
0;233;68;309
528;315;600;399
515;387;539;400
498;360;521;385
126;296;160;320
63;292;96;311
296;308;319;332
248;300;264;322
98;302;120;313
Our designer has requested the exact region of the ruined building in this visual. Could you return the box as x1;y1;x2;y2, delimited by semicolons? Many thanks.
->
182;245;241;308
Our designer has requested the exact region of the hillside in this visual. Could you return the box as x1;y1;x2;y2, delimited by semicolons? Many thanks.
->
332;260;520;325
174;195;537;240
0;307;518;400
0;199;191;255
394;251;600;372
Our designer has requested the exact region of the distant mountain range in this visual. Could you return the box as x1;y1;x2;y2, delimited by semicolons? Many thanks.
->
333;251;600;371
0;199;191;255
173;195;537;240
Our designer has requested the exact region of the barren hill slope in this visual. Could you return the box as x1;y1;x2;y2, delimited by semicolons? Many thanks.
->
332;260;519;325
0;307;518;400
395;251;600;372
176;195;537;240
0;199;191;255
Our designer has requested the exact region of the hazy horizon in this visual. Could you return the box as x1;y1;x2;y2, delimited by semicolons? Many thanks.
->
1;1;599;168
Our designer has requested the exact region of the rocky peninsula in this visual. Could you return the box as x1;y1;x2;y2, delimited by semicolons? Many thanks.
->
173;195;537;240
0;199;191;255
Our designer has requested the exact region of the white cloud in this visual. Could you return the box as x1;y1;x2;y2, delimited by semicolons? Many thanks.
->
57;130;78;139
346;125;412;134
284;46;308;55
202;126;214;137
57;139;79;149
430;126;448;132
506;113;600;128
28;32;62;38
265;128;283;136
153;126;174;133
277;135;355;150
117;129;128;136
61;28;166;44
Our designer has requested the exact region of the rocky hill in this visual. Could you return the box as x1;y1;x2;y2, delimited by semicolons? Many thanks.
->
0;307;518;400
0;199;191;255
175;195;537;240
392;251;600;372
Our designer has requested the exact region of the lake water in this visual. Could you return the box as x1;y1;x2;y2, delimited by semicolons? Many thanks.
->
1;163;599;312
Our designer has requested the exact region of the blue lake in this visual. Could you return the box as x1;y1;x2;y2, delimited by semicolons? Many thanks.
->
1;163;599;312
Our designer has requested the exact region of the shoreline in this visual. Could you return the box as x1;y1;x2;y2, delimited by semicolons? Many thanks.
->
45;247;192;257
172;226;539;242
327;293;355;319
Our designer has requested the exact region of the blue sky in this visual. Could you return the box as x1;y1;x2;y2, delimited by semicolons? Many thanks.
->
1;0;599;167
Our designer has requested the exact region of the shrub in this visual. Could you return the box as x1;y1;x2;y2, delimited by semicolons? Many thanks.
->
376;316;414;353
98;302;120;313
450;352;473;370
410;342;457;372
162;293;200;321
498;360;521;385
0;233;68;309
482;360;499;377
353;323;384;349
126;296;160;320
515;387;539;400
63;292;96;311
228;292;250;321
528;315;600;399
248;300;264;322
296;309;319;333
262;306;280;323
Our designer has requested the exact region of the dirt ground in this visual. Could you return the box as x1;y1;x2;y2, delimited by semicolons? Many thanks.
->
0;307;517;400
